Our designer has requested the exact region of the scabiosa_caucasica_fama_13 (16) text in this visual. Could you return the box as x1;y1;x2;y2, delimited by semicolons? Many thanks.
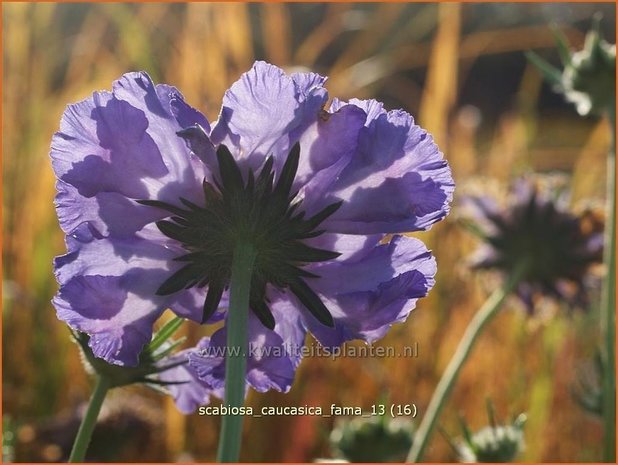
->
50;62;454;413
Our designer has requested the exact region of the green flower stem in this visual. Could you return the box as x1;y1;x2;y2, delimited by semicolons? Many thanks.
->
216;242;257;463
407;263;527;462
69;375;111;462
601;101;616;462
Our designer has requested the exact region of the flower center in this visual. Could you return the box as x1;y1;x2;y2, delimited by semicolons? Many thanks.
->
139;143;341;329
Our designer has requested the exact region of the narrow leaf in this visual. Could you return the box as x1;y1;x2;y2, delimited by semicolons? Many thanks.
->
525;51;563;88
148;317;185;353
550;24;572;66
152;337;188;361
486;398;497;429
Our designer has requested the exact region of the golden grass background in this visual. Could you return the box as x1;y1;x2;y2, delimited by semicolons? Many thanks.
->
2;2;615;462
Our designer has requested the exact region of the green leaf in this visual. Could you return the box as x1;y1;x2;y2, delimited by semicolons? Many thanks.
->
438;425;460;457
525;51;563;89
485;398;497;429
147;316;185;353
458;413;474;446
152;337;187;361
549;24;572;66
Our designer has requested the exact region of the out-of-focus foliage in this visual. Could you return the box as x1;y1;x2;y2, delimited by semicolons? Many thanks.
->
2;3;614;462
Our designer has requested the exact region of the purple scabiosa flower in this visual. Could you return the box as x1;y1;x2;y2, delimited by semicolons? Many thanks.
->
51;62;453;406
463;177;603;312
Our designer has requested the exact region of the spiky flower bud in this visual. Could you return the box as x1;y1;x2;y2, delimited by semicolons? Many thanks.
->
562;15;616;115
527;15;615;116
454;404;526;463
329;416;413;462
456;416;526;463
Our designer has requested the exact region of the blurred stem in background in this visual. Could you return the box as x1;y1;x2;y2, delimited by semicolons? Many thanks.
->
601;99;615;462
407;262;528;462
527;19;616;459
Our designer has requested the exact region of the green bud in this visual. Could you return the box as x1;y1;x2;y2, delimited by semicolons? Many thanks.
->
456;413;526;463
330;416;413;462
562;16;616;115
527;15;615;116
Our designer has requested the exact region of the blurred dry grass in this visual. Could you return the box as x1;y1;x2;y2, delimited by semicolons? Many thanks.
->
2;3;615;462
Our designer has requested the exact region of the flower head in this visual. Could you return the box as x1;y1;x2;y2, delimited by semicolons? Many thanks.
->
51;62;453;408
139;142;344;328
463;177;603;311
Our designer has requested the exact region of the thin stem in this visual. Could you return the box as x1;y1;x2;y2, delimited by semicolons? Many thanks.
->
407;263;527;462
69;375;111;462
216;242;257;463
601;101;616;462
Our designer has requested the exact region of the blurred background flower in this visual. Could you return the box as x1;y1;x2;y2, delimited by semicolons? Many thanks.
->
462;175;604;313
2;2;614;461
